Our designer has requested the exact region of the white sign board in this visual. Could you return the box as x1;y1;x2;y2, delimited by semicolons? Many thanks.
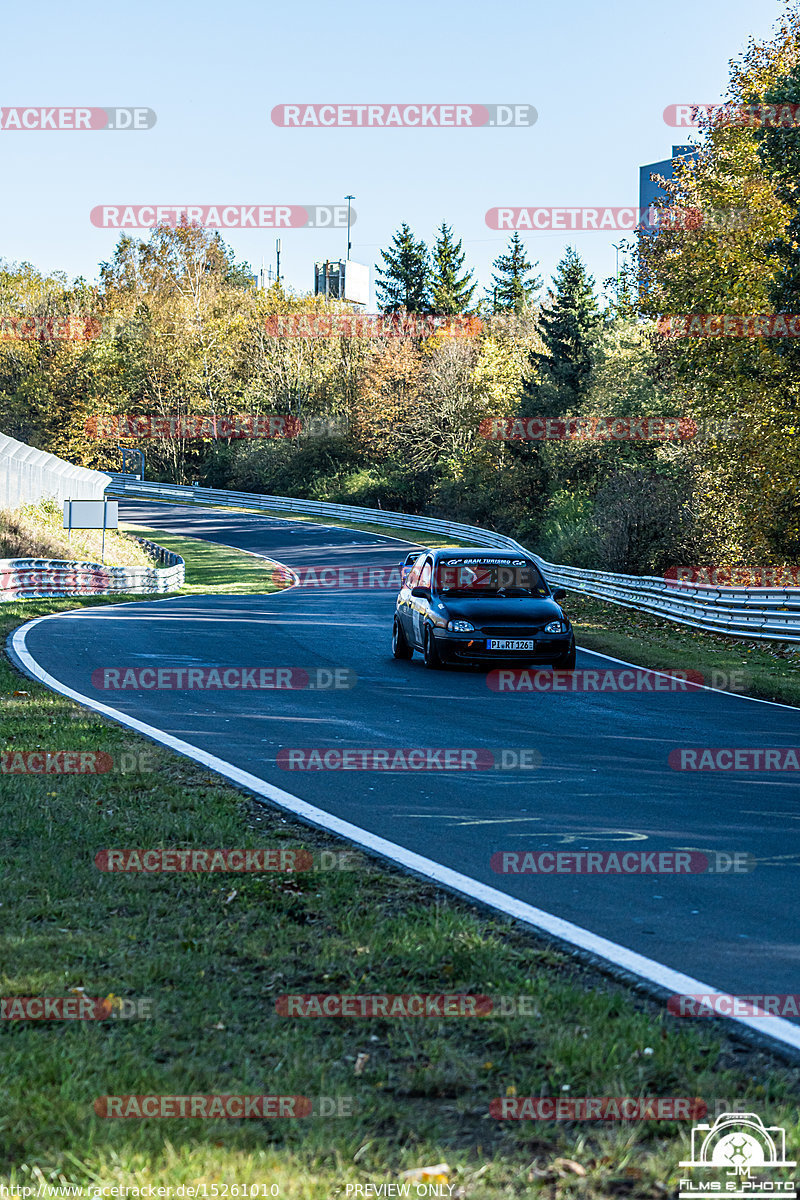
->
343;261;369;306
63;500;119;530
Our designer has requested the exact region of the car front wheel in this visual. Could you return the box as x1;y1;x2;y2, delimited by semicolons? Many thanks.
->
423;626;445;670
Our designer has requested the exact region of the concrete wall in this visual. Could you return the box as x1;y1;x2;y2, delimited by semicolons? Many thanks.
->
0;432;111;509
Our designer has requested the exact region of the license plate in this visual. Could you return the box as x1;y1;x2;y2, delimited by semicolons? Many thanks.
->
487;638;536;651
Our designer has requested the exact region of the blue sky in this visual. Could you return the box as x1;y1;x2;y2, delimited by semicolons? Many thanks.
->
0;0;785;307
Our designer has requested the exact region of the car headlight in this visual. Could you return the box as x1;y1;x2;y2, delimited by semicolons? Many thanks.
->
544;620;568;633
446;620;475;632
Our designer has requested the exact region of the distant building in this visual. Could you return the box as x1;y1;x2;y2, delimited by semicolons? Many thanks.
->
639;145;699;231
314;260;369;305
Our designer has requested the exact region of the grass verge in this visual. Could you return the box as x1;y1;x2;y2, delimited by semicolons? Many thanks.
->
565;592;800;709
1;500;154;568
1;531;798;1198
120;526;288;596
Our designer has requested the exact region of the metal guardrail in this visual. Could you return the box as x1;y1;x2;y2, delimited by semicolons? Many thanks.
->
0;538;185;600
105;475;800;642
537;561;800;643
103;474;528;550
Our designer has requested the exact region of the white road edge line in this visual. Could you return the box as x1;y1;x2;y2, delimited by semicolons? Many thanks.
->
9;611;800;1057
577;645;800;712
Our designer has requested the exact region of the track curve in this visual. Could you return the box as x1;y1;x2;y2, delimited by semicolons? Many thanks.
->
9;501;800;1051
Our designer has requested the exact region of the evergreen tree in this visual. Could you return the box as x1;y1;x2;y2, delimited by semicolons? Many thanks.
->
523;247;602;416
488;232;541;312
430;222;475;314
375;225;430;313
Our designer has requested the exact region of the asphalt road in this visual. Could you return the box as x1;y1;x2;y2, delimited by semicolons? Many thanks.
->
15;501;800;1006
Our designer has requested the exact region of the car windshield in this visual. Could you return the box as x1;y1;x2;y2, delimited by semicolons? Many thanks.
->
434;561;549;597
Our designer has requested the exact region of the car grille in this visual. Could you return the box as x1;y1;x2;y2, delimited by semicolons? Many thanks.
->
480;626;543;636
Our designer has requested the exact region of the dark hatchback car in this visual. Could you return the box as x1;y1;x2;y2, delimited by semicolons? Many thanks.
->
392;548;576;670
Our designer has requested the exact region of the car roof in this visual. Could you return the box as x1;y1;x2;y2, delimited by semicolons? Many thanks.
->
429;547;535;561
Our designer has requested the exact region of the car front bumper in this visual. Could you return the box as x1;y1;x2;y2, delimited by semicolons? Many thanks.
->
432;630;574;665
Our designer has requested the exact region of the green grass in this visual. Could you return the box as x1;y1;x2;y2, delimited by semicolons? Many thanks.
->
564;592;800;709
121;526;288;596
1;530;799;1197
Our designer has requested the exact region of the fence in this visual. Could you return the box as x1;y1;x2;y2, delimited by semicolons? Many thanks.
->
103;475;800;643
1;431;111;508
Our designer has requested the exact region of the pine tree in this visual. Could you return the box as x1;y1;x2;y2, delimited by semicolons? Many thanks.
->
523;247;602;416
430;222;475;314
488;232;541;312
375;225;430;313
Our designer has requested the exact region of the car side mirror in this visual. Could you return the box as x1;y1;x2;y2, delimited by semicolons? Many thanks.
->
551;587;567;600
411;586;431;599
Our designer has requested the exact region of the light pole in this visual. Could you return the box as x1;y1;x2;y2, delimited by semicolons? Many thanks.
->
612;242;623;296
276;238;281;285
345;195;354;261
